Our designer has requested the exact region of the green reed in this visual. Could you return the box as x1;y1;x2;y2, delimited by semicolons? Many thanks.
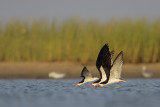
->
0;18;160;63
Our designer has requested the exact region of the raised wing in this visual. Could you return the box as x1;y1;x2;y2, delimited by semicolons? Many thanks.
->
81;66;93;78
96;44;108;71
100;45;112;84
94;44;112;83
101;45;112;70
110;51;123;79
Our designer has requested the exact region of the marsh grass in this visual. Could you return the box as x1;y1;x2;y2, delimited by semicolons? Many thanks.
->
0;19;160;63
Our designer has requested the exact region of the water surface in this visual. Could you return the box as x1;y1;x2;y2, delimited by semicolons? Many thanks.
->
0;79;160;107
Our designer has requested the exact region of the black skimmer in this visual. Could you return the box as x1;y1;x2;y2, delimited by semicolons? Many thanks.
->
89;44;113;87
141;66;153;78
75;66;98;86
97;51;125;87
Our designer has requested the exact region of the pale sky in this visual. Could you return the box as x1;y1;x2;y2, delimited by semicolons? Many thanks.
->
0;0;160;22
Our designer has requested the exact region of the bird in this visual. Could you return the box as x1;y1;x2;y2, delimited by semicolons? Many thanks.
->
141;66;153;78
89;44;113;87
97;51;126;87
48;72;66;79
75;67;98;86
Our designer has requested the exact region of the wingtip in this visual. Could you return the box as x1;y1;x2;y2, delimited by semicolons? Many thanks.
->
105;43;108;46
117;51;124;63
120;51;123;54
102;43;110;51
83;66;88;71
117;51;123;57
104;43;109;48
120;51;123;57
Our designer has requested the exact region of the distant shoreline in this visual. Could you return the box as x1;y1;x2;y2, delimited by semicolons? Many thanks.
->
0;62;159;79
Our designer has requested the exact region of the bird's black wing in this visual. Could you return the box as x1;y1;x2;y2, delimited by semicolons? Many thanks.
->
81;66;93;78
100;44;112;84
94;44;111;83
79;66;92;83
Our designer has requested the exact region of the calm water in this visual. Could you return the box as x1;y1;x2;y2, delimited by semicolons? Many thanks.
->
0;79;160;107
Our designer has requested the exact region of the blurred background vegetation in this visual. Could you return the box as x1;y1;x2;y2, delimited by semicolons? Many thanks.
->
0;18;160;64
